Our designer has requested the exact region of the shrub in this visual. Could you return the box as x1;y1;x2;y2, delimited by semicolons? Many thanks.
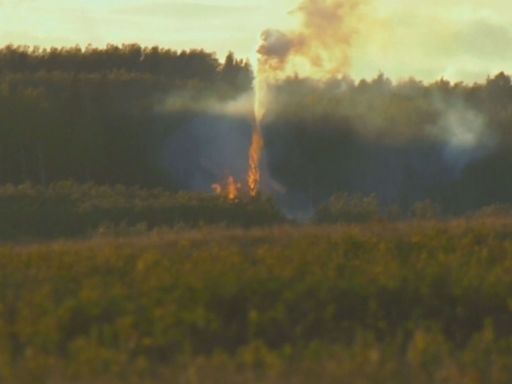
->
314;193;381;223
0;182;283;240
411;199;441;220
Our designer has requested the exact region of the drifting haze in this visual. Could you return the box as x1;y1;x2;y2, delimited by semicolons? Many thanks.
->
0;45;512;215
1;0;512;82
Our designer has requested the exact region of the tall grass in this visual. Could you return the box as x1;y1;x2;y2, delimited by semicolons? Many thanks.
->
1;220;512;383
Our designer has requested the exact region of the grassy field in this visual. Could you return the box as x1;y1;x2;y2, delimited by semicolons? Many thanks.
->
1;218;512;383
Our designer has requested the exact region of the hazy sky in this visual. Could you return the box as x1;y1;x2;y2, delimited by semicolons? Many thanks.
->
1;0;511;82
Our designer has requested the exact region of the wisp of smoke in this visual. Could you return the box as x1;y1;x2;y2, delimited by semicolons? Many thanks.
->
431;97;496;172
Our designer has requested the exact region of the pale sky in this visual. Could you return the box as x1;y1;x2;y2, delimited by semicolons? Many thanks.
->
1;0;512;82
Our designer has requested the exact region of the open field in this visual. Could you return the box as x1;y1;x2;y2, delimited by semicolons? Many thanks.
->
1;219;512;383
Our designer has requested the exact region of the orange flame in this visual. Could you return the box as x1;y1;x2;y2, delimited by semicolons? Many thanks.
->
212;176;241;202
247;68;267;198
227;176;241;201
246;0;362;198
248;122;264;198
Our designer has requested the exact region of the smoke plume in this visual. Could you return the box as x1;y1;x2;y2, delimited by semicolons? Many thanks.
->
249;0;364;198
257;0;363;80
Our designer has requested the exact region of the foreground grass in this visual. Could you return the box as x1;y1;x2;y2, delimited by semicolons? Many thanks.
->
1;220;512;383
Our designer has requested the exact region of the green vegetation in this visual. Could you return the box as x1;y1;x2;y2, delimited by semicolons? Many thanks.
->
0;182;282;240
314;193;381;223
2;45;512;212
1;45;512;383
1;220;512;383
0;45;251;187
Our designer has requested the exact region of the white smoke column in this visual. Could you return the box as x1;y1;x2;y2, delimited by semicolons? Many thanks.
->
248;0;364;196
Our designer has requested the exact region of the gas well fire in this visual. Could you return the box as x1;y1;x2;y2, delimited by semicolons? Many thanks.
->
214;0;362;201
211;176;242;202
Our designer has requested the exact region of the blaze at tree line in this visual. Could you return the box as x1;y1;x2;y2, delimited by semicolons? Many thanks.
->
2;44;512;222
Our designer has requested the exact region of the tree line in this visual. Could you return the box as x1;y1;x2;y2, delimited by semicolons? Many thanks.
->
266;73;512;214
0;45;252;188
1;44;512;214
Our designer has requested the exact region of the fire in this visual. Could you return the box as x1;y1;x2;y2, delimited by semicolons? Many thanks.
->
212;176;241;202
227;176;241;201
247;63;268;198
246;0;361;198
248;126;263;197
215;1;363;200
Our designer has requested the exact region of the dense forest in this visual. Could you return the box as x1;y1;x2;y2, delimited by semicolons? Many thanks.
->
1;45;512;215
0;44;252;188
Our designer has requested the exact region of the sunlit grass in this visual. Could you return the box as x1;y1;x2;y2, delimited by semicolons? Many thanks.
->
1;219;512;383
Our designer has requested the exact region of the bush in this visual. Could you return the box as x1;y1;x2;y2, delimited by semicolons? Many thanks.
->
411;199;441;220
314;193;381;223
470;204;512;219
0;182;283;240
